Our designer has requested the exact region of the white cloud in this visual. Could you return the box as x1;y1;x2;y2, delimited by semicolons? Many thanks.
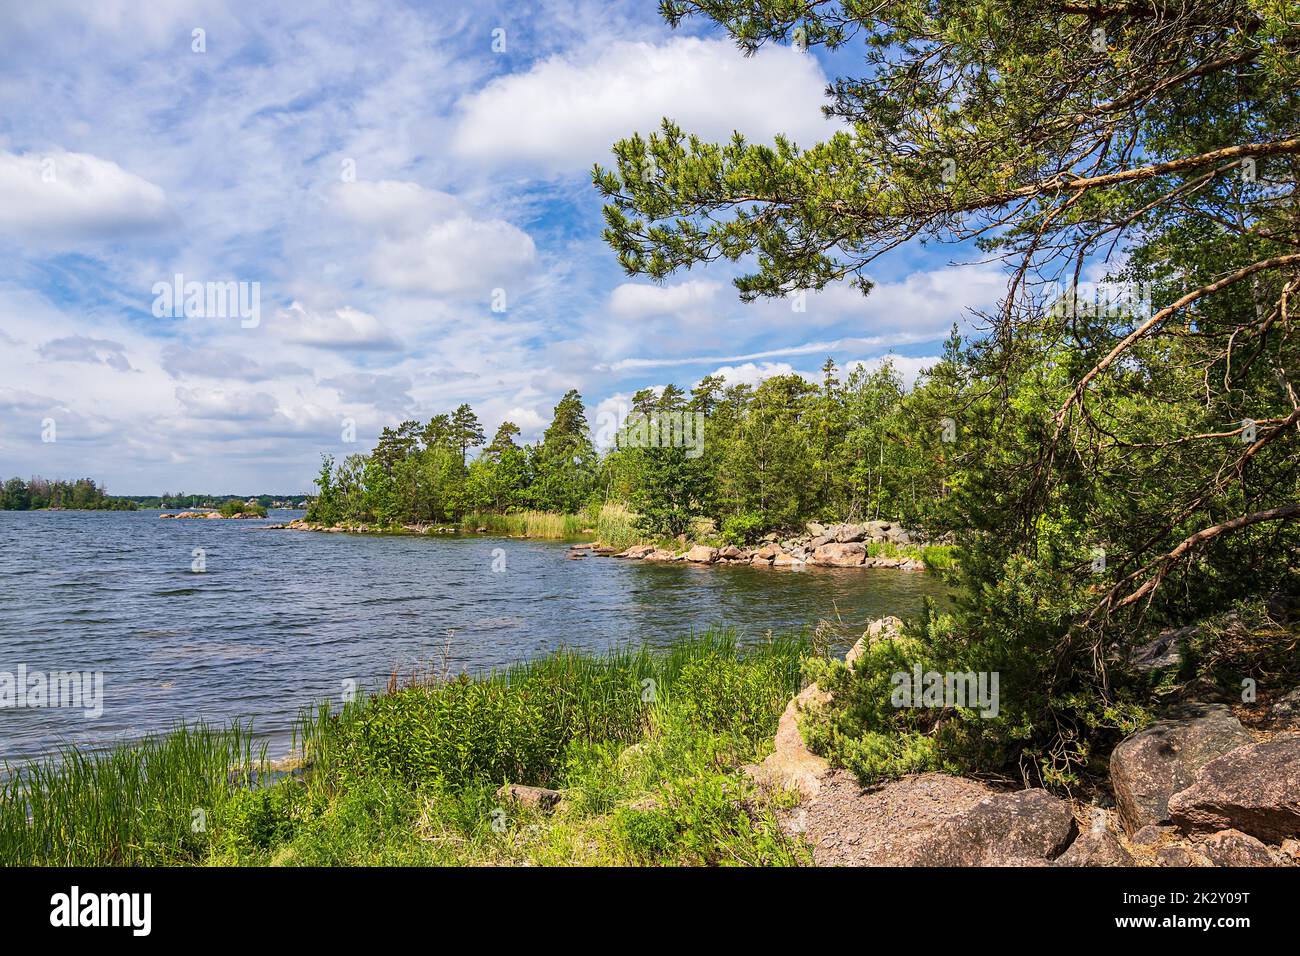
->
709;362;805;388
371;216;536;296
609;280;722;320
330;180;462;238
269;302;401;351
0;149;169;240
844;355;941;389
175;386;278;421
452;37;834;173
331;180;537;296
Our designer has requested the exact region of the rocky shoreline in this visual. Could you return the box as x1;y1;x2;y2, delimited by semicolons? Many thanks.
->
577;520;927;571
160;510;263;520
754;617;1300;867
266;517;932;570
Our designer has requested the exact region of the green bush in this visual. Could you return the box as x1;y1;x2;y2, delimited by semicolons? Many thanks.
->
719;512;766;546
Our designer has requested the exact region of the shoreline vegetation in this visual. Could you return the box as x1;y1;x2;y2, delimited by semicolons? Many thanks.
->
1;633;815;866
272;507;955;572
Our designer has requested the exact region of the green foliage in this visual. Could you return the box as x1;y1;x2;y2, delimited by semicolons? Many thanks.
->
719;511;765;545
0;476;136;511
0;723;263;866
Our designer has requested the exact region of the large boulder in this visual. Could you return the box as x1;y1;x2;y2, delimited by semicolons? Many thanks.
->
682;544;718;563
811;541;866;567
772;551;806;569
1054;825;1135;867
905;789;1077;866
845;615;904;668
642;549;676;562
835;523;868;543
616;544;656;559
1194;829;1280;866
884;526;912;545
747;684;831;800
864;520;892;541
754;543;781;561
1109;702;1254;834
1167;734;1300;843
1129;626;1192;673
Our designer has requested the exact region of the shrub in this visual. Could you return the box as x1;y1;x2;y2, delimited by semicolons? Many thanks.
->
719;512;765;546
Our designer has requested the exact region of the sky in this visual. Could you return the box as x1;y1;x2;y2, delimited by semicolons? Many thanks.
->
0;0;1005;495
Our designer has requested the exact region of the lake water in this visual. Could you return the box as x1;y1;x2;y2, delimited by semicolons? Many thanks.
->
0;509;949;763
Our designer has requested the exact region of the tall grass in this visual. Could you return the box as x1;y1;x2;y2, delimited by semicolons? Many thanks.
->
0;722;262;866
298;630;807;798
0;632;811;866
458;502;650;549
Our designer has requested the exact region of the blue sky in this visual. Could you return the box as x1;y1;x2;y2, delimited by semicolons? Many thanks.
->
0;0;1004;494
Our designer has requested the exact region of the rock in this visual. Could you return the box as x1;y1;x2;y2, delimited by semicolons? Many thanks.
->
1130;626;1192;672
864;520;892;540
806;522;826;536
796;772;991;866
904;789;1076;866
1194;829;1279;866
747;684;831;800
884;526;912;545
749;553;773;566
762;533;779;542
719;545;742;560
642;549;676;562
496;783;564;812
1156;844;1214;867
1167;734;1300;842
754;543;781;560
846;615;904;669
835;523;868;543
811;541;866;567
1281;838;1300;861
772;552;805;569
616;545;656;559
1132;824;1178;846
1109;702;1254;834
683;545;718;563
476;526;488;532
1272;686;1300;724
1055;824;1135;866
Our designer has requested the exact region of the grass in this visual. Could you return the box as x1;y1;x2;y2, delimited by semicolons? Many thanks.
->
458;502;652;551
0;631;815;867
0;722;263;866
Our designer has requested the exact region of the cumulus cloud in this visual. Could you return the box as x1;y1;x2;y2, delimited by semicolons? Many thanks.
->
844;355;941;389
331;180;537;296
269;302;401;350
0;149;169;240
37;335;134;372
708;362;805;388
452;37;834;173
609;280;722;320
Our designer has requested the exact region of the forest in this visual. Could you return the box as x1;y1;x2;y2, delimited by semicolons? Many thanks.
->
0;477;136;511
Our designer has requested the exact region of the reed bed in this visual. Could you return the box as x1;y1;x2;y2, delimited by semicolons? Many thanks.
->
0;722;263;866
